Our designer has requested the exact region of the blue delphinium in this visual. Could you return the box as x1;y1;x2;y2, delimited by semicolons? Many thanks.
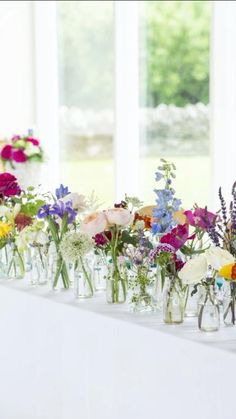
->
55;184;70;200
152;159;181;235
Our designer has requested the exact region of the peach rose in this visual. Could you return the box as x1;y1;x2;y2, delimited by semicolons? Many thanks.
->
105;208;134;226
80;211;107;237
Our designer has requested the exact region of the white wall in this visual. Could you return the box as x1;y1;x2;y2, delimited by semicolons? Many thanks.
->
0;1;35;138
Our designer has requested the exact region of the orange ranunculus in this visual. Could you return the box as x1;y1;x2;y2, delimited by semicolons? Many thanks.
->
134;212;151;229
218;263;236;280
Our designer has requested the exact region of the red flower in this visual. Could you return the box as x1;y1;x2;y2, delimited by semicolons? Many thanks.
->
93;233;107;247
12;149;27;163
26;137;39;146
15;213;32;231
160;224;189;250
0;173;21;197
1;145;12;160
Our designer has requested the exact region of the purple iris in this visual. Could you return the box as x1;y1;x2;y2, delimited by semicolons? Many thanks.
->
55;184;70;199
37;201;76;224
37;204;51;218
49;200;76;224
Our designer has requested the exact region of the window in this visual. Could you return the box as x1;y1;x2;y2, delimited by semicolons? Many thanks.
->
57;1;114;204
139;1;211;208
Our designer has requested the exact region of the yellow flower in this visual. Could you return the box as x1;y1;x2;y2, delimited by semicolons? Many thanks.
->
0;222;12;238
218;263;236;280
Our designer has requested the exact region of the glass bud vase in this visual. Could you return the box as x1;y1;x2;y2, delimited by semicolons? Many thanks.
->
106;263;127;304
152;265;165;309
223;281;236;326
92;255;108;292
163;277;184;324
50;255;71;292
184;284;199;317
129;266;154;312
29;246;48;286
74;263;93;299
198;285;220;332
7;245;25;280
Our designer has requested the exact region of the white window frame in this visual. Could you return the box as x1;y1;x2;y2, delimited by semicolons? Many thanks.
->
33;0;236;207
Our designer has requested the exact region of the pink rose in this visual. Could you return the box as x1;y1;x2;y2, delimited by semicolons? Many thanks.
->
80;212;108;238
105;208;134;226
12;149;27;163
26;137;40;146
1;145;12;160
0;172;21;197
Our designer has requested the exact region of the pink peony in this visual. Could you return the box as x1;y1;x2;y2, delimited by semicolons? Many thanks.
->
26;137;39;146
184;208;216;230
105;208;134;226
0;173;21;197
160;224;189;250
1;145;12;160
80;212;108;238
12;149;27;163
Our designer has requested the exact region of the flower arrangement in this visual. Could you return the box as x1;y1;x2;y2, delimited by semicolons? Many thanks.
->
1;132;43;168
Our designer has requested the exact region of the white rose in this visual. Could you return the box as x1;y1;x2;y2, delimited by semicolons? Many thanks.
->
105;208;134;226
205;246;234;271
61;192;87;212
80;211;107;238
178;255;208;285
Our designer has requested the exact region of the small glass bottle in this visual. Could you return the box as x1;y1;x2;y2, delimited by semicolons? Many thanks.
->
198;285;220;332
92;254;108;292
163;276;184;324
184;284;199;317
74;264;93;299
29;246;48;286
223;281;236;326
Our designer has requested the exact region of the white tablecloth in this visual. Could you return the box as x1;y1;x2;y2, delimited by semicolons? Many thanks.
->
0;279;235;419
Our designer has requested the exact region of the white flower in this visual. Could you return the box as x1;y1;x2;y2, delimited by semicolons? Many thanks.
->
0;204;21;221
205;246;234;271
80;211;107;237
60;231;94;263
178;255;208;285
24;142;40;157
61;192;87;212
105;208;134;226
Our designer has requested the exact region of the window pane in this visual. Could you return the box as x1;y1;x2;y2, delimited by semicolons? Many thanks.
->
57;1;114;204
139;1;211;208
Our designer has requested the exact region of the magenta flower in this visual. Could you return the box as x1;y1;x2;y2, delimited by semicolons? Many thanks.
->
0;172;21;197
160;224;189;250
26;137;39;146
12;149;27;163
184;208;216;230
93;233;107;247
1;145;12;160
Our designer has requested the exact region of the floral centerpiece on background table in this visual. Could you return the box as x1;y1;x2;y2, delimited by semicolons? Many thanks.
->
0;131;44;189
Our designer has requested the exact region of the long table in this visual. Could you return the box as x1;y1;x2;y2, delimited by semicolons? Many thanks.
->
0;279;235;419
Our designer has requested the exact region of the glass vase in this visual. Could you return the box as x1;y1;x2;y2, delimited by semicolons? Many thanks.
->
50;255;70;291
74;263;93;299
184;284;199;317
129;266;154;312
163;277;184;324
7;245;25;280
106;262;127;304
152;265;165;309
0;246;9;279
198;285;220;332
92;254;108;292
223;281;236;326
29;246;48;286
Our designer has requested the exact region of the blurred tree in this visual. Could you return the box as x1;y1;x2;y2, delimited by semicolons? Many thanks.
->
140;1;210;106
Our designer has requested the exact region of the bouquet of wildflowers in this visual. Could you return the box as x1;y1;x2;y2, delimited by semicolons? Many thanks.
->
1;131;43;168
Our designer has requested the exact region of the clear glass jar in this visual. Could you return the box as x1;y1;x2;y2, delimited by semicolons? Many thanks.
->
49;255;70;291
163;277;184;324
184;284;199;317
223;281;236;326
74;264;93;299
7;244;25;280
198;285;220;332
0;246;9;279
29;246;48;286
152;265;165;309
92;254;108;292
129;265;154;312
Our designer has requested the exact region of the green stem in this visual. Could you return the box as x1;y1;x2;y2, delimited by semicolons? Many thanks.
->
79;256;93;295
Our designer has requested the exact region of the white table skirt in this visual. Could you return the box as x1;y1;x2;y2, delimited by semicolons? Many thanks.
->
0;278;235;419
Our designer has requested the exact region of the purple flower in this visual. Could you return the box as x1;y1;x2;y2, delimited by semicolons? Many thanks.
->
50;200;76;224
55;184;70;199
149;243;175;262
37;204;51;218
